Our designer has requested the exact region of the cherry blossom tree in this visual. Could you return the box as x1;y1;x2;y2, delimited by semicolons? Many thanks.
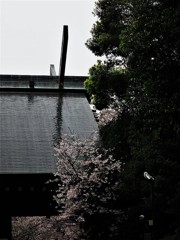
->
12;216;60;240
52;132;123;239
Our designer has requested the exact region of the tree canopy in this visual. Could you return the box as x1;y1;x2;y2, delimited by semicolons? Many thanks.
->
85;0;180;239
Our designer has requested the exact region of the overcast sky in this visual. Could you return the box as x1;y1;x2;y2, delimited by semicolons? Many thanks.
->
0;0;99;76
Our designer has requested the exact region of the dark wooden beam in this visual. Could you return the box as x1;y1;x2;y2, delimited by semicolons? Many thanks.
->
59;25;68;88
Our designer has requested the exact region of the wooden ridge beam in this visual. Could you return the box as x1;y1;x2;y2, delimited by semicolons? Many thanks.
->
59;25;68;89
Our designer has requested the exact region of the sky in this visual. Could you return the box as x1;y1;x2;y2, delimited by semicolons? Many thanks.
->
0;0;99;76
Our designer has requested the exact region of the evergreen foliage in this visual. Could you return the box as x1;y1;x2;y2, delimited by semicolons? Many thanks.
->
84;61;128;109
85;0;180;239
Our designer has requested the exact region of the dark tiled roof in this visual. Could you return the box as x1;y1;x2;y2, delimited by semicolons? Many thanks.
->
0;92;98;174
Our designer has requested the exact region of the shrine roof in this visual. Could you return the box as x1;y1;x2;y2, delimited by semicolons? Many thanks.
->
0;75;98;174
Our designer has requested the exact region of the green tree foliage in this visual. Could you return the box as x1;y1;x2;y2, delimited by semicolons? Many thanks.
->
84;61;128;109
86;0;180;239
86;0;131;58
